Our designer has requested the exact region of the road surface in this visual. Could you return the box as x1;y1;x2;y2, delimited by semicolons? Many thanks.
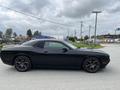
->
0;44;120;90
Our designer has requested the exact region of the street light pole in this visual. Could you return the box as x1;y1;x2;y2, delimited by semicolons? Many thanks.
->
92;11;101;44
67;29;70;37
80;21;83;39
115;29;117;35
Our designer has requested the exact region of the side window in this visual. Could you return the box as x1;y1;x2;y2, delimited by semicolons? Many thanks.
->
35;41;44;48
44;41;69;49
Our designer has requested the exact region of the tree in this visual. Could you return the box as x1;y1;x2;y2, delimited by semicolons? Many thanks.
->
27;29;32;37
19;34;22;37
68;37;76;42
5;28;13;39
0;31;3;38
39;32;41;36
27;29;32;40
13;32;17;38
84;35;89;40
116;28;120;31
33;31;39;37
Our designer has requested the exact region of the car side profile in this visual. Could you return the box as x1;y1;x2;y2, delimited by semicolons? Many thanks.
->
1;39;110;73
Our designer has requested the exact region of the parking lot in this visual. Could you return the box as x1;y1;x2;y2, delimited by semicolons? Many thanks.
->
0;44;120;90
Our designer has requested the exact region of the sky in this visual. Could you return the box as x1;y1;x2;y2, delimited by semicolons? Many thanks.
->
0;0;120;37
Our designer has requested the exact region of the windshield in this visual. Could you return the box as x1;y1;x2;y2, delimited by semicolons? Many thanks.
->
63;41;77;49
22;40;38;46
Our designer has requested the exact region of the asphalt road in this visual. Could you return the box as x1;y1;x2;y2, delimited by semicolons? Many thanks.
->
0;44;120;90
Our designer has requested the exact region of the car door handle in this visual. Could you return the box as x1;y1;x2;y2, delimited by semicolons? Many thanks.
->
44;51;48;54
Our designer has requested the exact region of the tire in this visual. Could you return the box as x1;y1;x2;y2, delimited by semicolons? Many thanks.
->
82;57;101;73
14;56;31;72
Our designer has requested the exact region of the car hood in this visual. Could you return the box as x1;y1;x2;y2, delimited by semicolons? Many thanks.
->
75;48;109;56
78;48;105;53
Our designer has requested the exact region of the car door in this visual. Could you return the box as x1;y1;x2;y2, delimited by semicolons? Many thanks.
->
36;41;80;67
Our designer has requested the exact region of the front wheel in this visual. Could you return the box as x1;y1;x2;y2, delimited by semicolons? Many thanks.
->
82;57;101;73
14;56;31;72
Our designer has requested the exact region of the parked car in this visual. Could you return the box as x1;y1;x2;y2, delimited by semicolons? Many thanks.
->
1;39;110;73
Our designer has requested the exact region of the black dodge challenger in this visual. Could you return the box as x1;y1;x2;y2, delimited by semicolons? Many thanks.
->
1;39;110;73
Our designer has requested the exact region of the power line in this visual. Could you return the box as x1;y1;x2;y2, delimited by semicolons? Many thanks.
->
0;5;71;27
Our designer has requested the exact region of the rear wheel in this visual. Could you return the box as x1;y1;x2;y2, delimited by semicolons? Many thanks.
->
82;57;101;73
14;56;31;72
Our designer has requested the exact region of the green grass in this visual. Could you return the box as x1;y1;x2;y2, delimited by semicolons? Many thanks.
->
71;42;103;49
0;44;4;50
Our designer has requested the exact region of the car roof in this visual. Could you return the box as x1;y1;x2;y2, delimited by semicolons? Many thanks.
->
31;39;63;42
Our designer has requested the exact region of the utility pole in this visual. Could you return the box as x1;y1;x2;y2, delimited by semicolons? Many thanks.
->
67;29;70;37
92;11;101;44
80;21;83;39
89;25;91;41
74;29;76;37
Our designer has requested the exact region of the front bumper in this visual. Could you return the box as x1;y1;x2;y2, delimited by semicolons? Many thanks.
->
100;56;110;68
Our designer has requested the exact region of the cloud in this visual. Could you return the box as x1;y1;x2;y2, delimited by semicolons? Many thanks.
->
107;1;120;13
0;0;120;37
57;0;117;18
2;0;50;15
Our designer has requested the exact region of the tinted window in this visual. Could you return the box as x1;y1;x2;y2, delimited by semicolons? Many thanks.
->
35;41;44;48
44;41;69;49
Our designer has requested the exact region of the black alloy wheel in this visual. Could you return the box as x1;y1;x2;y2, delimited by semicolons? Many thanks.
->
14;56;31;72
83;57;101;73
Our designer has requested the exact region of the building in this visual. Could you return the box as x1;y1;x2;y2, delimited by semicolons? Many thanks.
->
97;34;120;43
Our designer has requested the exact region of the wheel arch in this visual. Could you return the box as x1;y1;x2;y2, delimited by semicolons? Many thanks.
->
12;53;32;65
81;55;102;67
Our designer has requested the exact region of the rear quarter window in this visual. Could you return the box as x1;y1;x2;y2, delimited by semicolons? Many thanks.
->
22;40;38;46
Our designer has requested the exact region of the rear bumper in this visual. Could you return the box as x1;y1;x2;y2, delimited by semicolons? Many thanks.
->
1;52;14;66
1;59;13;65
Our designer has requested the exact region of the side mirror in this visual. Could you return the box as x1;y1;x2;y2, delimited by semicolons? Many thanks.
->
62;48;68;52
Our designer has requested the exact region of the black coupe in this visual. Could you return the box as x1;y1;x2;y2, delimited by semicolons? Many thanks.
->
1;39;110;73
